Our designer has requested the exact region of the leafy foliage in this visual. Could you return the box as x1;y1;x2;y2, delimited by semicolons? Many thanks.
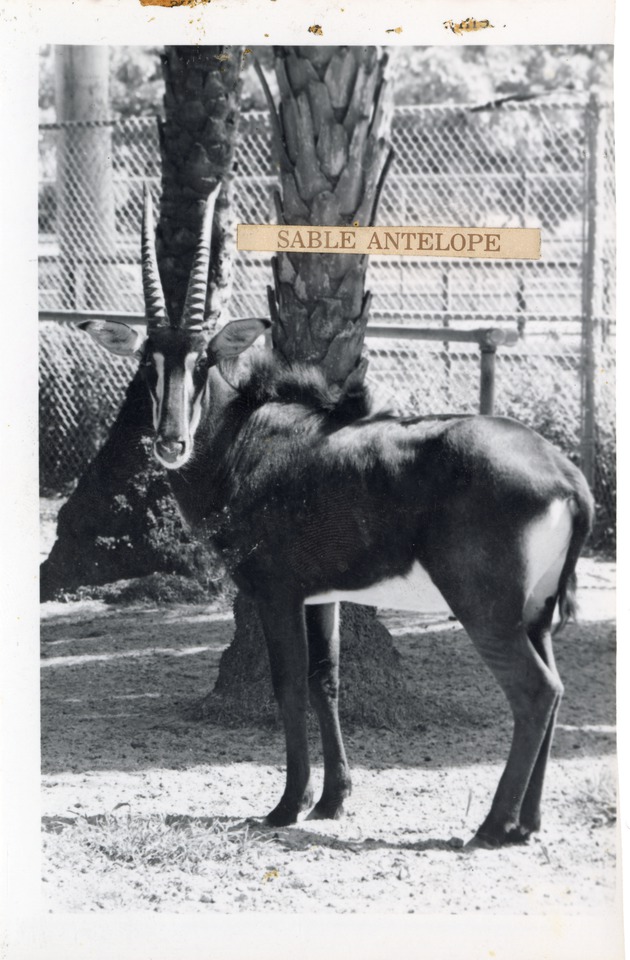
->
391;45;612;106
40;45;614;123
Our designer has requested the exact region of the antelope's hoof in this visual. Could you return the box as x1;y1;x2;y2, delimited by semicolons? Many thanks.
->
469;822;532;849
503;825;533;845
465;833;499;851
264;804;299;827
306;800;346;821
265;786;314;827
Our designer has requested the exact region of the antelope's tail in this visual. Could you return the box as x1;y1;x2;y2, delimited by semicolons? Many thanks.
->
553;483;595;636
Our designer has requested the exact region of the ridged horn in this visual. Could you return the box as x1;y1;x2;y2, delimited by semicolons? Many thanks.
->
181;182;222;330
141;183;168;329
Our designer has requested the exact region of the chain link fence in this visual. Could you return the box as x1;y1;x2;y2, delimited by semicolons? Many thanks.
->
39;99;615;544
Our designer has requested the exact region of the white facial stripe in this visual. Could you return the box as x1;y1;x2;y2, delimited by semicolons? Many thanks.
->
153;352;165;430
172;354;193;434
184;354;196;400
183;353;200;438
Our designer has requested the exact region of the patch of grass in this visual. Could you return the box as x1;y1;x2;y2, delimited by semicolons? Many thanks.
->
573;769;617;828
46;813;269;873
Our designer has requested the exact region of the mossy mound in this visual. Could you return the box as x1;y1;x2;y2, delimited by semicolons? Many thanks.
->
52;572;229;606
40;374;225;601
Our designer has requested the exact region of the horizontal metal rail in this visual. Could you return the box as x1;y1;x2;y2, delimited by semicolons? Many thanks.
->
366;324;519;348
38;308;589;327
39;310;520;415
38;310;517;347
40;310;145;326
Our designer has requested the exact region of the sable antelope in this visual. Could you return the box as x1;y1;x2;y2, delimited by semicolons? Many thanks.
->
80;185;593;847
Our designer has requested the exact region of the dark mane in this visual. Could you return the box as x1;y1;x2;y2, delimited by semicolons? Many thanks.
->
227;354;374;423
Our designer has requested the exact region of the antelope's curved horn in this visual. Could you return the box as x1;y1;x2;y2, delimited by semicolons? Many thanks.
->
181;182;222;330
141;184;168;329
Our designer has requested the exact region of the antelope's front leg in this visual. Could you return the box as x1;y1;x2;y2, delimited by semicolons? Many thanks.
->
257;597;314;826
305;603;352;820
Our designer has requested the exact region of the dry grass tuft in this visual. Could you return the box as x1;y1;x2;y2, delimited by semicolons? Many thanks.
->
573;768;617;828
45;813;269;874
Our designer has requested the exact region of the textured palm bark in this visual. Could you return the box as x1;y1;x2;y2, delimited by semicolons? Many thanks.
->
263;46;393;386
41;45;243;600
157;45;243;322
210;47;413;729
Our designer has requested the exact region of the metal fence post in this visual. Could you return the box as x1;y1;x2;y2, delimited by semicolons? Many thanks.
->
579;94;600;490
476;328;517;415
479;345;496;415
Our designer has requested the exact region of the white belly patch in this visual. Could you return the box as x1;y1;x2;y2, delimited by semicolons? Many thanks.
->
305;561;452;613
304;499;574;619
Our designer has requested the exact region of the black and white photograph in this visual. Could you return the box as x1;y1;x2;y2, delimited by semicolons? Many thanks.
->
0;2;622;958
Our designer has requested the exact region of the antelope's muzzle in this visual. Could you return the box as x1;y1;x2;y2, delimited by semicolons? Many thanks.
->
154;437;187;467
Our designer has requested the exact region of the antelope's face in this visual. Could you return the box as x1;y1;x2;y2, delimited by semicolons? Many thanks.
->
78;181;269;471
79;316;269;471
142;327;213;469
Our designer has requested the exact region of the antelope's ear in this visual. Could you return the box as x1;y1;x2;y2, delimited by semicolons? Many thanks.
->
77;319;147;357
208;318;270;362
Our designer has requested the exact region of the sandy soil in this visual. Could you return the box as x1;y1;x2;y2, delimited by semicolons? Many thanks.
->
40;526;617;915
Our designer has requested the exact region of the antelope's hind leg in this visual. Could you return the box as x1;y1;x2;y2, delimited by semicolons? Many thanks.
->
468;616;564;848
516;604;563;839
257;597;314;826
304;603;352;820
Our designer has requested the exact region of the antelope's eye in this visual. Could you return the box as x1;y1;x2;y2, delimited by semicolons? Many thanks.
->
140;358;158;388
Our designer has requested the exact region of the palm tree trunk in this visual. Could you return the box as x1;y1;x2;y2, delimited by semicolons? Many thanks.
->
41;45;243;600
263;45;392;384
209;47;413;730
157;45;243;321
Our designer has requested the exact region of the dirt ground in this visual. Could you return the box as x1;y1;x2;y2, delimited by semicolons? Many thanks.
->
40;499;617;916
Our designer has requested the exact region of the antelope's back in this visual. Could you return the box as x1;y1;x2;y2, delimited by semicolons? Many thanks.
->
209;404;592;599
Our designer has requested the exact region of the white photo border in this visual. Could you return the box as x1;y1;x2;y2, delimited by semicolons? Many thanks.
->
1;2;623;958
